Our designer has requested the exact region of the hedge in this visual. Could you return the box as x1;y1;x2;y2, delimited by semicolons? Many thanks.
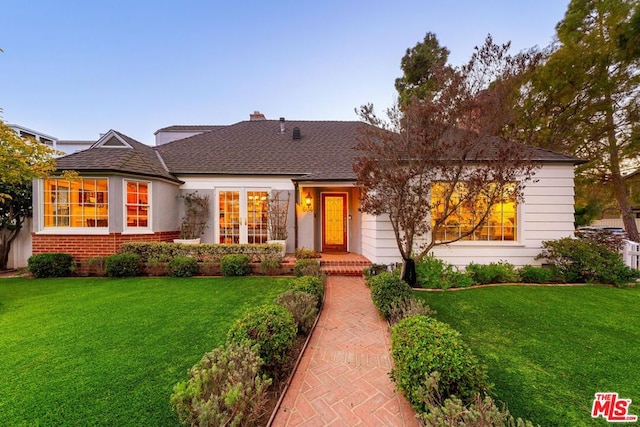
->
119;242;283;263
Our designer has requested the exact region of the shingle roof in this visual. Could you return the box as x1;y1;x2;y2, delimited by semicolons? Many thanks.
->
154;125;225;134
55;131;180;183
156;120;368;180
54;121;582;183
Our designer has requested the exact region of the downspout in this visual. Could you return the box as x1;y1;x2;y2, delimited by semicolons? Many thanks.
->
294;182;299;250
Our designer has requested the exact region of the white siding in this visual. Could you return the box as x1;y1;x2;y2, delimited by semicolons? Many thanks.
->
362;164;577;268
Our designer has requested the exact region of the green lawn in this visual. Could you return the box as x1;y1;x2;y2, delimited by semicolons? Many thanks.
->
415;285;640;426
0;276;291;426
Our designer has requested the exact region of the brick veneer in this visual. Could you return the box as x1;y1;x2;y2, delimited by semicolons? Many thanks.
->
31;231;180;263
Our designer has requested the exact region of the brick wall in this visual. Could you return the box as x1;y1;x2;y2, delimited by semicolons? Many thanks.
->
32;231;180;267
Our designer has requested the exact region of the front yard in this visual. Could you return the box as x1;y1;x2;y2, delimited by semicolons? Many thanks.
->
415;285;640;426
0;276;290;426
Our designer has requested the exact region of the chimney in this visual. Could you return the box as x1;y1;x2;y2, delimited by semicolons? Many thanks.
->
250;111;266;121
279;117;285;134
293;127;301;140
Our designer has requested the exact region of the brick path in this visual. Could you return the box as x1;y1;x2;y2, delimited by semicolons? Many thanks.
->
271;276;417;426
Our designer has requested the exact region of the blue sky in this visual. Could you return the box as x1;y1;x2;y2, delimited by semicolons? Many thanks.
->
1;0;569;144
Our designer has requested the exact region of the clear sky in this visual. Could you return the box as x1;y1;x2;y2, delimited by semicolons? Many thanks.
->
1;0;570;144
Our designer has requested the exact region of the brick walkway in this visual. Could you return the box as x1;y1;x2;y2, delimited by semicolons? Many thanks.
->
271;276;417;426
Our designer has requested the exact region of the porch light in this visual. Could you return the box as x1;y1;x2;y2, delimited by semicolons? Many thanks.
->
303;192;313;212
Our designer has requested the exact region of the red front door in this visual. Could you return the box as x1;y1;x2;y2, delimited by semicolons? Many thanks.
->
322;193;347;252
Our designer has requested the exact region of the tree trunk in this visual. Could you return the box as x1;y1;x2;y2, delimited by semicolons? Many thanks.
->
0;242;10;270
605;97;640;242
401;258;417;287
0;224;21;271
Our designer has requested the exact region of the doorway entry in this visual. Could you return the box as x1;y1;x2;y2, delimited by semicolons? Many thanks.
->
322;193;347;252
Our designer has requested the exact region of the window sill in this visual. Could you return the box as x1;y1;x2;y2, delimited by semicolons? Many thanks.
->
436;240;524;247
37;228;110;235
121;229;154;235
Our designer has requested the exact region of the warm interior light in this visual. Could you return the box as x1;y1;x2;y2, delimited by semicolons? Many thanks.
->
303;191;313;212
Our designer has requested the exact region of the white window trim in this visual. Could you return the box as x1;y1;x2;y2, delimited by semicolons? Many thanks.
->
39;177;110;233
123;179;152;233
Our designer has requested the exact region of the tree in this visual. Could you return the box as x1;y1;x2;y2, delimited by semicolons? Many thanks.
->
355;36;540;285
394;32;450;106
516;0;640;241
0;120;57;269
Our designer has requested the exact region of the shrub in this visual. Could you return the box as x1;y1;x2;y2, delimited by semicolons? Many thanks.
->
367;272;413;320
415;255;474;289
388;297;436;326
518;265;553;284
167;256;199;278
87;256;106;277
226;304;297;377
27;253;75;278
259;257;281;275
418;380;537;427
537;237;639;286
294;247;321;259
170;342;271;427
275;290;319;335
105;253;143;277
390;315;488;412
293;259;322;277
220;254;251;276
290;276;325;306
119;241;282;263
466;261;520;285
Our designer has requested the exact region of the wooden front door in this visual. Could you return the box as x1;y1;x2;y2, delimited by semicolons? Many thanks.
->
322;193;347;252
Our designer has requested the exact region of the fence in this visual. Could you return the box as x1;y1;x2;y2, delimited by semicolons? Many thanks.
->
622;239;640;270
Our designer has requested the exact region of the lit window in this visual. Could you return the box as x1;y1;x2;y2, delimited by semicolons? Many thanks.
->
125;181;150;228
431;182;516;242
43;178;109;227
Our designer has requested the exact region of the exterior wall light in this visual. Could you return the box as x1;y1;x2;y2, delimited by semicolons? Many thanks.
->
303;191;313;212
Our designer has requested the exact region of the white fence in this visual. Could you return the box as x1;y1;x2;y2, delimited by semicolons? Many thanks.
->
622;239;640;270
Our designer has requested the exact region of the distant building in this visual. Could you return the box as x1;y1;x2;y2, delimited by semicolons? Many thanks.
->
8;124;93;156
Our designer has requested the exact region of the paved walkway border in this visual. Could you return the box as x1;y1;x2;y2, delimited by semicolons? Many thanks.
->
271;276;417;426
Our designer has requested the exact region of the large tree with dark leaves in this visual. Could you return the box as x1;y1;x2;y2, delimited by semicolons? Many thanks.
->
0;183;32;270
517;0;640;241
355;36;540;285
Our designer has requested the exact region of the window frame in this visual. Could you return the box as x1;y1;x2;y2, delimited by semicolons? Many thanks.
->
123;179;152;234
431;181;521;245
39;177;110;235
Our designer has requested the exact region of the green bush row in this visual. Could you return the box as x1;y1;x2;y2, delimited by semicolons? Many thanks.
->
119;242;283;263
27;253;76;278
171;272;324;425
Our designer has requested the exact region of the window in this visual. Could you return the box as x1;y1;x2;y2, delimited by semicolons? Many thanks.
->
431;182;517;242
125;180;150;228
43;178;109;228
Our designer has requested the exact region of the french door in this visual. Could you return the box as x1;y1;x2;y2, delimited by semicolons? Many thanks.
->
218;190;268;244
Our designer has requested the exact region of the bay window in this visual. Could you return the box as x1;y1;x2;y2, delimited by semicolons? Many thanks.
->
43;178;109;228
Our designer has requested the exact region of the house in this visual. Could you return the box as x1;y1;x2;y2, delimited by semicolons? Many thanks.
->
30;113;581;269
9;124;94;156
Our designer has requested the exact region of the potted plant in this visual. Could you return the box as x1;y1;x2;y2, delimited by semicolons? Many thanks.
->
174;191;210;244
267;190;290;255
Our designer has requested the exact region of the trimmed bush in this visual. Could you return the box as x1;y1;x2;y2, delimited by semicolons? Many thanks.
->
294;247;321;259
388;297;436;326
167;256;199;278
290;276;325;307
537;237;639;285
367;272;413;319
170;342;271;427
466;261;520;285
105;253;143;277
28;253;75;278
390;315;488;412
220;254;251;277
518;265;553;284
415;255;474;289
275;290;319;335
293;259;322;277
259;257;281;275
226;304;297;377
119;242;282;263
